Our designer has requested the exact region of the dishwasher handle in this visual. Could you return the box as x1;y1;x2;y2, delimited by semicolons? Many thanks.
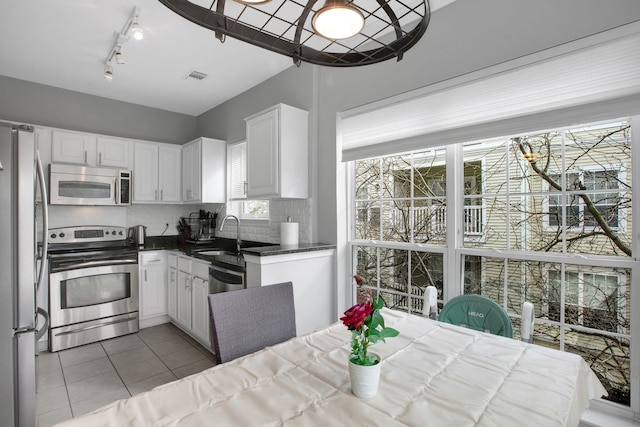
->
209;266;244;286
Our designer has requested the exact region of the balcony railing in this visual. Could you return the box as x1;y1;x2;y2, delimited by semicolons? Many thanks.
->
393;205;484;238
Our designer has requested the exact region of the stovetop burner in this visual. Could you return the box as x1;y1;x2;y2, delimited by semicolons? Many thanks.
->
48;225;138;271
47;225;137;266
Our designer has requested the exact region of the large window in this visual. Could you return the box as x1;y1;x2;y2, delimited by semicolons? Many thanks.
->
350;118;635;407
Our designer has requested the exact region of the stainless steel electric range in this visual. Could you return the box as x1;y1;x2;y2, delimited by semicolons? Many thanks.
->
47;225;139;352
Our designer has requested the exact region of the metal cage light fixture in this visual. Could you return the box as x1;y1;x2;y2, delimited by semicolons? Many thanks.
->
159;0;431;67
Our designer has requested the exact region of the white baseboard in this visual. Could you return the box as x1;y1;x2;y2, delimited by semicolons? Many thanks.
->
139;315;170;329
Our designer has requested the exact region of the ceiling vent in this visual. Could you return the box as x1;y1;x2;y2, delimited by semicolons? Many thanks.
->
184;70;208;81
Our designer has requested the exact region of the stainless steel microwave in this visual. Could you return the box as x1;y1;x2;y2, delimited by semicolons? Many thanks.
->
49;164;131;206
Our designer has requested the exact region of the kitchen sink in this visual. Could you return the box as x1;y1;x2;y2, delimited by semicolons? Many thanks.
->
194;250;225;256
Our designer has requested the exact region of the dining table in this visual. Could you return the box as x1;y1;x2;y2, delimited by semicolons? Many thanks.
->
54;308;606;427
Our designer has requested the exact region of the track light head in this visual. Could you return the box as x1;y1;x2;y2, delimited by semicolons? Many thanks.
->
131;17;143;40
104;63;113;81
115;46;125;64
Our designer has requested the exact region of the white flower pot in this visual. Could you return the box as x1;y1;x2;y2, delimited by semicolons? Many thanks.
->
348;354;381;398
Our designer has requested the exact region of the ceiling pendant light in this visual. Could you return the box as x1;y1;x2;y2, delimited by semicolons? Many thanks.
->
234;0;272;4
159;0;431;67
312;0;364;40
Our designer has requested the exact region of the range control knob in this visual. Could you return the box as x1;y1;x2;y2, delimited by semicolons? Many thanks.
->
59;232;65;238
112;230;117;235
50;233;57;239
118;231;124;235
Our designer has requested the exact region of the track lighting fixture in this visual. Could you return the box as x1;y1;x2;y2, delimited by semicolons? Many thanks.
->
104;63;114;81
115;46;125;64
102;6;143;80
130;16;144;40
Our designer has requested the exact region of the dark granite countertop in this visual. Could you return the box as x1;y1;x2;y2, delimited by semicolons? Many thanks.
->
139;236;334;272
241;243;336;257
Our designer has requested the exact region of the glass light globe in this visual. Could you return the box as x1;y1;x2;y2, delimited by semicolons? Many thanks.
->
312;0;364;40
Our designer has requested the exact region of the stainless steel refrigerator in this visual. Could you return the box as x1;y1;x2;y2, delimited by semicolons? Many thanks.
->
0;122;49;427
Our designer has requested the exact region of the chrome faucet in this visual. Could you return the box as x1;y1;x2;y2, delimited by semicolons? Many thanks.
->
219;214;241;253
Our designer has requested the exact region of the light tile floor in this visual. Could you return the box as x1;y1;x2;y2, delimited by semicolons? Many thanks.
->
35;323;217;427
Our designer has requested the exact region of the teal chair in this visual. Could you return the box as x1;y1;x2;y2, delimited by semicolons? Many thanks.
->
438;294;513;338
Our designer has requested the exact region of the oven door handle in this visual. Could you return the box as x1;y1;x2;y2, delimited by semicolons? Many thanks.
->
57;259;138;270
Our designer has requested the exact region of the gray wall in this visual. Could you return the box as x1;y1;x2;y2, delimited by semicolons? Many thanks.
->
195;0;640;247
0;75;197;144
196;66;314;142
192;0;640;315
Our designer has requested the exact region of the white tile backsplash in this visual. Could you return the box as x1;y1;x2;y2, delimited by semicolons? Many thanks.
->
214;199;313;244
42;199;312;244
126;204;201;236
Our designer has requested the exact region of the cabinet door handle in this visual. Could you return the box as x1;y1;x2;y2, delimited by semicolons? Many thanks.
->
99;152;102;165
144;269;147;281
170;271;175;280
155;189;158;200
84;151;88;164
160;189;163;200
244;181;248;196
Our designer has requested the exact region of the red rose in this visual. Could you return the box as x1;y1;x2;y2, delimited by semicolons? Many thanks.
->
340;301;373;331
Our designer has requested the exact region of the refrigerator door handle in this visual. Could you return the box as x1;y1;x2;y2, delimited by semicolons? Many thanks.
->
35;306;49;341
35;149;48;293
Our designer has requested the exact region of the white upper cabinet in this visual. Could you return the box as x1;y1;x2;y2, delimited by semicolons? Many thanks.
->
245;104;308;199
182;137;226;204
96;136;130;168
133;141;181;203
158;146;182;202
52;130;130;168
51;130;96;166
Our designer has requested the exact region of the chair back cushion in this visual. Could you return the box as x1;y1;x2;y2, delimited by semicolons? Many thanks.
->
439;294;513;338
208;281;296;364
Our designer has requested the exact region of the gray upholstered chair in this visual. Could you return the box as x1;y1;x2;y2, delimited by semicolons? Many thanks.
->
207;281;296;364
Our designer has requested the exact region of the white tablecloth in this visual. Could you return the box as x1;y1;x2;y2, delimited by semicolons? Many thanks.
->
55;309;606;427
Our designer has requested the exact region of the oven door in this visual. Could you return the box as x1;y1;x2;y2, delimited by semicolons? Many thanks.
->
49;261;138;351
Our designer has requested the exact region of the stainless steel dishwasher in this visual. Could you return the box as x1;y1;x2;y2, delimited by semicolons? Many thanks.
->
209;264;245;293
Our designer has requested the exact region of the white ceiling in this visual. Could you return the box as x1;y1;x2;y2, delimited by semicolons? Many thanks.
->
0;0;296;116
0;0;456;117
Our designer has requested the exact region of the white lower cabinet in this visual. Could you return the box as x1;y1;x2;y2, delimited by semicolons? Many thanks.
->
171;254;211;347
139;251;168;328
167;253;178;320
190;260;211;345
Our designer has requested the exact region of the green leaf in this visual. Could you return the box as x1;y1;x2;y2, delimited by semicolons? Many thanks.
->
372;295;384;310
370;310;383;330
380;327;399;339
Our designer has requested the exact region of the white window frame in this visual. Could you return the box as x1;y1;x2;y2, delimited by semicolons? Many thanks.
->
543;165;627;232
226;141;269;221
548;268;627;335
